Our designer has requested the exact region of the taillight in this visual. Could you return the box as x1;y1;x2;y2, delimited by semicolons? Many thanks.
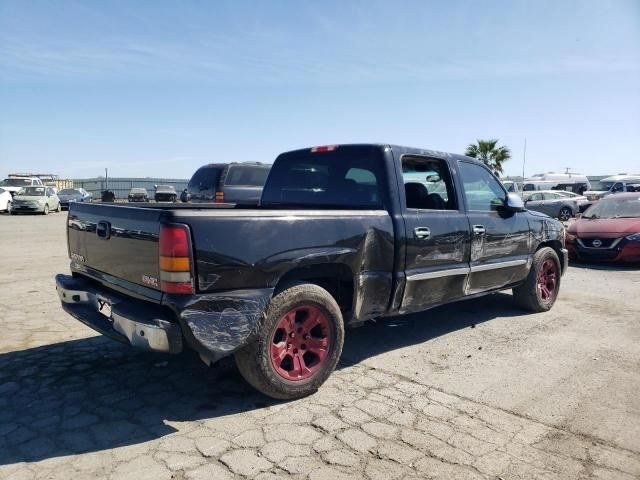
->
159;224;194;294
215;191;224;203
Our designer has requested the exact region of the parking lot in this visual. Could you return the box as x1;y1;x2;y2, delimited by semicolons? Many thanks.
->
1;212;639;480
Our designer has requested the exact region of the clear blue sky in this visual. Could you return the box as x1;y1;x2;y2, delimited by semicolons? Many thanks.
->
1;0;639;180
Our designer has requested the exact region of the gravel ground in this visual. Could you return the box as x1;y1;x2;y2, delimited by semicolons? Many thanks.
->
0;212;639;479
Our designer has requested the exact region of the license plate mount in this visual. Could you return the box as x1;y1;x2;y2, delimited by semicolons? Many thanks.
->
96;295;112;319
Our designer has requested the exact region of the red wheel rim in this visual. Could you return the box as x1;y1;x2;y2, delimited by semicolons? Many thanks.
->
270;305;331;381
537;259;558;303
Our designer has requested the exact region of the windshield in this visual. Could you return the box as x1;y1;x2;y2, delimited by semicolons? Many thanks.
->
583;197;640;219
130;188;147;194
261;146;384;209
18;186;46;196
590;181;614;192
59;189;81;195
156;185;175;192
0;178;31;187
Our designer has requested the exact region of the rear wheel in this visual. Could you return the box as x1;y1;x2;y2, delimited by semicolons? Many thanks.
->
558;207;572;222
235;282;344;399
513;247;561;312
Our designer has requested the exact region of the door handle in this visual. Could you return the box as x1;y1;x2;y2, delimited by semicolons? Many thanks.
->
414;227;431;240
96;221;111;240
472;225;486;235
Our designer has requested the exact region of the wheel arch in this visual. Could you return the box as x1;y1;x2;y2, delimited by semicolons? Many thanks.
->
273;263;355;319
535;240;566;273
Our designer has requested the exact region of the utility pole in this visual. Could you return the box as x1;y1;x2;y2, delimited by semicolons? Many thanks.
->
105;168;109;190
522;137;527;180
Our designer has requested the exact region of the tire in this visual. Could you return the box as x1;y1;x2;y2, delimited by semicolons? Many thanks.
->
513;247;561;312
235;282;344;400
43;204;49;215
55;202;61;212
558;207;572;222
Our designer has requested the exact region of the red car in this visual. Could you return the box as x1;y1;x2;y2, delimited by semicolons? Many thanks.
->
566;192;640;263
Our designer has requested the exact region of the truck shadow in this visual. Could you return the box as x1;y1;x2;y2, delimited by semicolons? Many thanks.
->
0;292;522;465
341;292;527;367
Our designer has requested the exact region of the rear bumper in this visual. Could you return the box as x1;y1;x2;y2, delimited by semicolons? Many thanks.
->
55;274;183;353
56;272;274;362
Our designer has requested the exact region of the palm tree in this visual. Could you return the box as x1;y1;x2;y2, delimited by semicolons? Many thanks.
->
465;139;511;176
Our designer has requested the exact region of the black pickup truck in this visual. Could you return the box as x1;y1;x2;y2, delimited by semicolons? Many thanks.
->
56;144;567;399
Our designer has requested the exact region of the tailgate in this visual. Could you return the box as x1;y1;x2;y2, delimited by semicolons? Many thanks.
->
67;203;163;290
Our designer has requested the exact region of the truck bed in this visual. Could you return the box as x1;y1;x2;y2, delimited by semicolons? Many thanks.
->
67;202;396;321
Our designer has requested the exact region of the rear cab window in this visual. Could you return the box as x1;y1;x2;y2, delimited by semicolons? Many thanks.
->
261;146;385;209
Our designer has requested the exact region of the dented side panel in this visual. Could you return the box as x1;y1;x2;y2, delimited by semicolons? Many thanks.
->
185;210;395;293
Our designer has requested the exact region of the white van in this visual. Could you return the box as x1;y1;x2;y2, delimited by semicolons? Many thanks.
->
0;176;44;197
584;175;640;201
521;180;556;192
523;173;591;195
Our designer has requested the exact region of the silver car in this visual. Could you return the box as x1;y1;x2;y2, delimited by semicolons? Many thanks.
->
10;186;61;215
524;190;585;221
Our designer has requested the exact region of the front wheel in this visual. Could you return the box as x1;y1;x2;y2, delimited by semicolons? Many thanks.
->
558;207;572;222
43;204;49;215
513;247;561;312
235;282;344;400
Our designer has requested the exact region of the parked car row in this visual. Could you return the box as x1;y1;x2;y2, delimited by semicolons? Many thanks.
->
0;186;93;214
566;192;640;263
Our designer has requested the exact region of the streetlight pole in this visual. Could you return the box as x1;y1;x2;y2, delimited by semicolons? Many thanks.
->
522;137;527;180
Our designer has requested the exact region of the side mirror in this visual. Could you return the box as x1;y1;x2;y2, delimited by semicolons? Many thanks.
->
505;193;526;212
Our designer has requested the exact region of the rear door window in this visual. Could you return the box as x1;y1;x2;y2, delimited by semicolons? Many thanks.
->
401;156;456;210
224;166;270;186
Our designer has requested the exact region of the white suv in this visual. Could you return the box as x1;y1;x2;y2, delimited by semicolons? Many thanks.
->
0;177;44;197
